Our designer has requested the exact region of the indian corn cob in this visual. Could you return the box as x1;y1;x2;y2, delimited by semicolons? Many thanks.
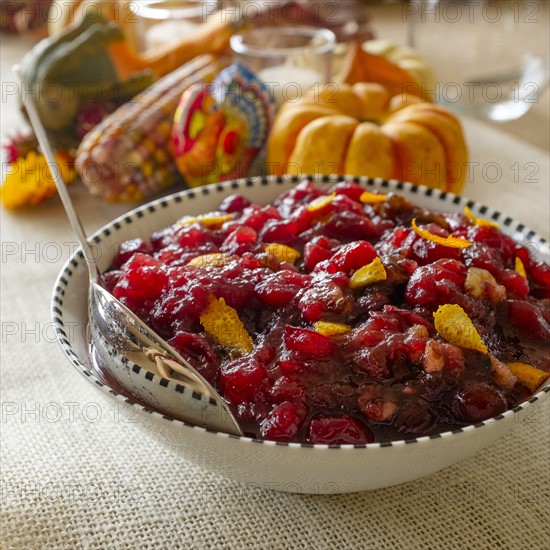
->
75;55;230;202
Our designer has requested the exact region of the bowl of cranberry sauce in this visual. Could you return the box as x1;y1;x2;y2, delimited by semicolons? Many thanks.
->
99;177;550;445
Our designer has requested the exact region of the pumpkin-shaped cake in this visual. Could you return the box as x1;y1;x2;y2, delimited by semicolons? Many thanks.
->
267;83;468;194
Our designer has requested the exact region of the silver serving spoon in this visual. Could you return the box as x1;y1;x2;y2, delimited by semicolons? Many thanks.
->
16;67;242;436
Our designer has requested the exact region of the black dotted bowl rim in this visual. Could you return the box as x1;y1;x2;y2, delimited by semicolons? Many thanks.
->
51;175;550;449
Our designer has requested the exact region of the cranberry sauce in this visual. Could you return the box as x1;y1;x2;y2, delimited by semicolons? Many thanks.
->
102;181;550;443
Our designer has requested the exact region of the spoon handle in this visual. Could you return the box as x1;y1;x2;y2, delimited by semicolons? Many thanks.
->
14;65;100;284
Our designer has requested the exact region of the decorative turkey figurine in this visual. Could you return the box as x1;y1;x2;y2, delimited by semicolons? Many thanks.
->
172;63;275;187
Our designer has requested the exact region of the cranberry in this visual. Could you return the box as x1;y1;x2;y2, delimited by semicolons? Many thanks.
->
325;210;381;240
402;223;461;265
255;271;311;307
260;401;308;441
376;226;413;256
239;252;263;270
112;238;152;268
290;205;316;233
498;269;529;298
253;342;276;364
168;331;219;384
102;270;122;292
275;180;323;213
330;181;365;202
352;346;392;379
405;259;467;307
259;219;298;243
500;300;550;341
149;280;209;333
331;194;365;215
307;416;374;445
220;226;258;255
284;326;336;358
359;306;430;336
277;357;313;375
220;358;268;404
150;226;174;250
240;205;281;231
303;235;339;272
515;250;550;298
270;376;305;403
517;249;550;289
218;194;251;213
113;254;168;304
462;242;504;277
174;225;214;249
331;241;377;273
202;265;256;309
298;281;347;322
468;226;516;262
452;381;507;423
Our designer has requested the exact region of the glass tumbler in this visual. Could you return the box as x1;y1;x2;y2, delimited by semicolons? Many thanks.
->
406;0;549;121
130;0;217;51
230;26;336;107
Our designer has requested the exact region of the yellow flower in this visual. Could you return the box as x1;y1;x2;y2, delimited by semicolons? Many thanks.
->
1;151;75;209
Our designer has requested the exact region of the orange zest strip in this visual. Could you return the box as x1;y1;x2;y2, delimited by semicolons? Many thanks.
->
349;257;387;289
464;205;500;229
515;257;527;279
199;295;253;355
177;212;233;228
359;191;387;204
412;218;473;249
313;321;352;337
307;192;336;213
265;243;301;264
506;362;549;392
433;304;487;353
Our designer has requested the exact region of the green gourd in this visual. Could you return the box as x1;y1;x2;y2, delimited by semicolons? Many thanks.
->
19;13;153;143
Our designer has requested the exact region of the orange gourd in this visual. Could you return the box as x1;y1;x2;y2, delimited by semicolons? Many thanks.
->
267;83;468;194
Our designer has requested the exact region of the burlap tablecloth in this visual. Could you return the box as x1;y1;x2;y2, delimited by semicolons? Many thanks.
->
1;30;549;549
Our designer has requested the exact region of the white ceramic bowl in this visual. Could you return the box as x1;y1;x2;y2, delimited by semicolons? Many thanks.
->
52;175;550;493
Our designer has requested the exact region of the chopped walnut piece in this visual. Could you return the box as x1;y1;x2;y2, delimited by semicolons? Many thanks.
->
465;267;506;304
489;355;517;390
422;339;465;374
358;385;398;422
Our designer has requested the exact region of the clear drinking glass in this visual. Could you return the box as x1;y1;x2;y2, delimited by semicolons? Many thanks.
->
230;26;336;106
130;0;217;51
406;0;549;121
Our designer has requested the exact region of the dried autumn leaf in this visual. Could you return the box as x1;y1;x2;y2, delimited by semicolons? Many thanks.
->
349;257;387;289
313;321;352;336
1;151;75;209
433;304;487;353
178;212;233;228
359;190;387;204
515;257;527;279
464;205;499;229
507;362;549;392
264;243;301;264
412;218;472;249
307;192;335;213
200;295;253;355
188;253;233;268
